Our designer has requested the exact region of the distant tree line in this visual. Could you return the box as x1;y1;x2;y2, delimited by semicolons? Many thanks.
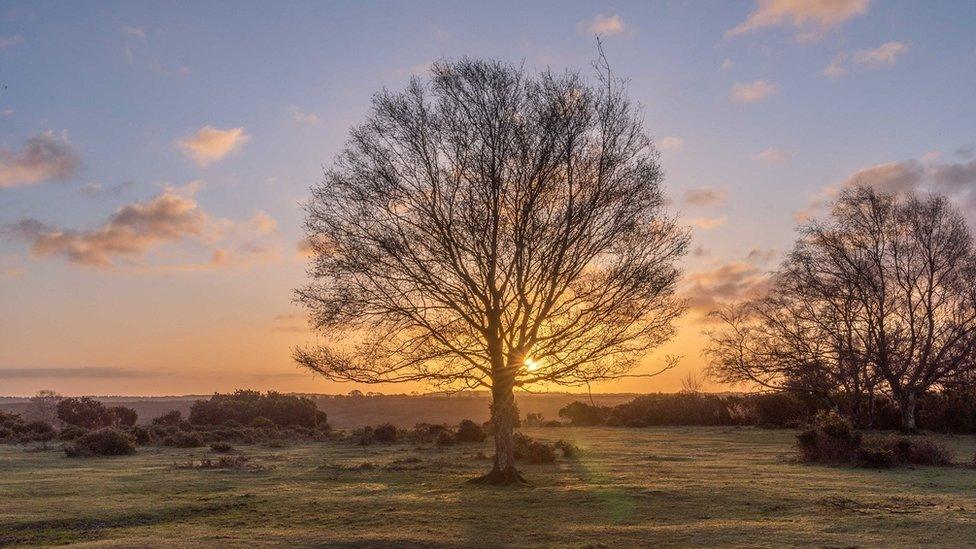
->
557;389;976;433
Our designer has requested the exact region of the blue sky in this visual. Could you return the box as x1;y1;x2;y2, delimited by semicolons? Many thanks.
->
1;1;975;395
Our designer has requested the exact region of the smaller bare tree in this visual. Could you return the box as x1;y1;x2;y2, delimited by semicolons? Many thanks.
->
24;390;62;426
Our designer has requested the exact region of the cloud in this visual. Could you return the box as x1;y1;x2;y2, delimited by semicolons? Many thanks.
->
756;147;792;164
0;35;22;49
822;52;848;77
730;80;780;103
1;108;12;117
684;261;772;316
746;248;778;264
4;185;283;270
824;42;910;77
930;159;976;191
682;186;727;208
2;254;24;279
81;181;135;199
726;0;870;42
121;26;146;41
721;58;734;72
176;126;249;167
852;41;910;67
0;367;156;379
272;313;309;333
956;146;975;160
4;188;207;267
689;216;727;230
658;136;684;152
289;106;320;124
582;14;626;36
0;131;80;189
794;156;976;222
841;160;925;194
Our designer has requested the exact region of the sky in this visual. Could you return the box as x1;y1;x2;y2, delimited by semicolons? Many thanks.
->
1;0;975;396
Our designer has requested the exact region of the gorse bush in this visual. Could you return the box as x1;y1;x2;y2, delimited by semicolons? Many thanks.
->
454;419;487;443
65;428;136;457
372;423;398;443
152;410;184;426
57;397;114;429
796;411;861;464
188;390;327;429
109;406;138;427
797;411;954;468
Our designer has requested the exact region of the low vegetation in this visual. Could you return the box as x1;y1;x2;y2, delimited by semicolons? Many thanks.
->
797;411;954;468
4;427;976;547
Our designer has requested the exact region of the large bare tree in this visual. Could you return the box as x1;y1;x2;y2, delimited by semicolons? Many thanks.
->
295;57;689;483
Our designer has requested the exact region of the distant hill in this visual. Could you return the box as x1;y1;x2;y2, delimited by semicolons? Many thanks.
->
0;392;637;429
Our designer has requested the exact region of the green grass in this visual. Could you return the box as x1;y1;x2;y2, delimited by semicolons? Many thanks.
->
3;427;976;547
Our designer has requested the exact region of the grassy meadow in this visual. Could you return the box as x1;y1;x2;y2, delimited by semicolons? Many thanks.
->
3;427;976;547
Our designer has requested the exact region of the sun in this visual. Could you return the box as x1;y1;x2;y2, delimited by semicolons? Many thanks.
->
524;357;541;372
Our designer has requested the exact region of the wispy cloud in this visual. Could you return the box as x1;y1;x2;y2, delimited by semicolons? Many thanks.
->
289;106;320;125
852;41;910;67
0;131;80;189
730;80;780;103
581;14;626;36
682;186;727;208
823;41;910;77
755;147;792;164
0;367;158;379
689;216;727;230
0;35;22;49
684;260;772;317
176;126;249;167
81;181;135;199
658;136;684;152
726;0;870;42
121;26;147;41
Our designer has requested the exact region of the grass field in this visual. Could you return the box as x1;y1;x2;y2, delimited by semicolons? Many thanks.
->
3;427;976;547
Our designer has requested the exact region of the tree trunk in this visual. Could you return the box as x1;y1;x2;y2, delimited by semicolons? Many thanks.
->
469;363;525;486
899;391;918;434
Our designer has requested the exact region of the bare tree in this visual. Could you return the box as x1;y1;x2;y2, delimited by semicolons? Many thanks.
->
680;370;705;394
24;390;62;425
296;57;689;484
707;186;976;431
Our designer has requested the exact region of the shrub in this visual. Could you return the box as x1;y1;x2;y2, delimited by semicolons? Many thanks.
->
57;397;113;429
171;432;204;448
210;442;234;453
891;436;953;465
65;428;136;457
251;416;276;429
512;432;533;460
857;445;895;468
58;425;88;441
554;440;577;458
152;410;183;426
128;426;153;446
796;411;861;464
525;441;556;464
109;406;138;427
372;423;398;443
558;401;610;426
455;419;487;443
436;430;455;445
188;390;325;429
0;427;13;440
542;420;563;427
